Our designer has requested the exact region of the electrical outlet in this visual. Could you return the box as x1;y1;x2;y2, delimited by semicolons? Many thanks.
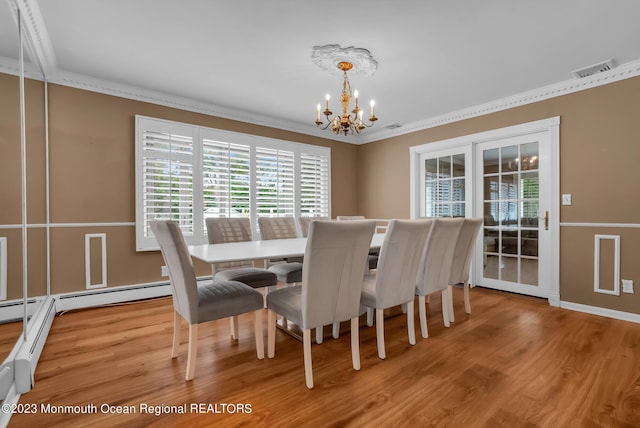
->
161;265;169;277
622;279;634;294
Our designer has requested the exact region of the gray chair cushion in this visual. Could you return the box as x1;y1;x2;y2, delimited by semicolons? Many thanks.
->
268;262;303;284
197;280;264;323
215;267;277;289
265;285;304;326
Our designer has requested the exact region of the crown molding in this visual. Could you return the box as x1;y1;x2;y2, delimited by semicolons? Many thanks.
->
0;55;45;79
9;0;56;78
51;69;353;144
357;58;640;144
2;51;640;147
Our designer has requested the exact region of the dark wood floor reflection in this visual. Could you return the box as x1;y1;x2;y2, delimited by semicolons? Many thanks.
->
9;287;640;427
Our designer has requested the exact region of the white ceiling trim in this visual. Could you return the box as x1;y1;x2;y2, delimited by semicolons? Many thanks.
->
49;58;640;145
9;0;56;79
3;55;640;146
359;59;640;144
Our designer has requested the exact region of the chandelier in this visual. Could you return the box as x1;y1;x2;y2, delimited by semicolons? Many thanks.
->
314;61;377;136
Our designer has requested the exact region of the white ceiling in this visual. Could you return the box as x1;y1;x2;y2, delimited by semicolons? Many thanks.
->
2;0;640;144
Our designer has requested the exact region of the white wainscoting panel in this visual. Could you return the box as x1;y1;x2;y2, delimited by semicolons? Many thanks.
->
85;233;107;289
593;234;620;295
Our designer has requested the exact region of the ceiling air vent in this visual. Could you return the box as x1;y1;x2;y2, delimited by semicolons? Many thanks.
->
571;59;615;78
384;123;403;130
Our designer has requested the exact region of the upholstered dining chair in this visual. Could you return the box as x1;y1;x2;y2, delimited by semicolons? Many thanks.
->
336;216;379;269
337;215;379;333
205;217;277;339
297;216;329;238
258;216;304;331
257;216;304;284
415;218;464;338
360;219;433;359
266;220;376;389
150;220;265;381
447;218;483;322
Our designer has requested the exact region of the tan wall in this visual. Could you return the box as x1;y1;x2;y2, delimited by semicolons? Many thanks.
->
357;75;640;314
1;77;359;297
0;73;48;300
3;71;640;315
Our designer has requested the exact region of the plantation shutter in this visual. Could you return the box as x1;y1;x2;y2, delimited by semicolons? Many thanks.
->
137;119;195;249
300;152;330;217
202;138;251;223
255;147;295;216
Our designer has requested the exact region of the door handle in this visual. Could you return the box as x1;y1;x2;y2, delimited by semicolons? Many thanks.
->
544;210;549;231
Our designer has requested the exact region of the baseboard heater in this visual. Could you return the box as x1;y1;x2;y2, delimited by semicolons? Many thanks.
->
0;298;41;324
54;280;173;312
14;296;56;394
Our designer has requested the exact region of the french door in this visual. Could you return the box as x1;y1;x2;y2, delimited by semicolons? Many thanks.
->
412;117;559;304
473;131;553;298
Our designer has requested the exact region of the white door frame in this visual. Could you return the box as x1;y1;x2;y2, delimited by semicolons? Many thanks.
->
409;116;560;306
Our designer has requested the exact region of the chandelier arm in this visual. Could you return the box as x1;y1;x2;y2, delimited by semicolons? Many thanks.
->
316;120;335;131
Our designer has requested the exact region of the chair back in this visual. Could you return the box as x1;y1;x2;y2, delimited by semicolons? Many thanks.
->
302;220;376;328
205;217;253;270
449;218;483;285
416;218;464;296
375;219;433;307
206;217;252;243
150;220;197;324
258;216;299;240
298;217;329;238
336;215;365;221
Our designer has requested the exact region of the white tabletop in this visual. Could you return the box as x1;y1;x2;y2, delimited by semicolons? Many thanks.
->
189;233;386;264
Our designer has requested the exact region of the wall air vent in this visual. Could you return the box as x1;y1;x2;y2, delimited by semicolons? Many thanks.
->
571;59;615;78
384;123;403;130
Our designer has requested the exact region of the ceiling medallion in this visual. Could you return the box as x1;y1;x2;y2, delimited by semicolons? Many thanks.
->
312;45;379;136
311;44;378;76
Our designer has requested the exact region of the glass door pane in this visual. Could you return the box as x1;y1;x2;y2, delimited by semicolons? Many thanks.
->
482;142;539;286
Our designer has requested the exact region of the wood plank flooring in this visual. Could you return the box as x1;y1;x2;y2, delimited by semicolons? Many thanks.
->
0;321;22;361
8;287;640;427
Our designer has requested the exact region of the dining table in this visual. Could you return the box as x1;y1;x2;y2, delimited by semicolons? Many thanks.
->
188;233;387;341
188;233;386;266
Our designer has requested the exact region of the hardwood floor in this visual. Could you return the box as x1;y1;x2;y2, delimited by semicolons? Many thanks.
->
0;320;22;361
8;287;640;427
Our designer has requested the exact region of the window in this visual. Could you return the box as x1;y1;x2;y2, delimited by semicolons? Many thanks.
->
424;154;466;217
136;116;331;250
417;147;471;219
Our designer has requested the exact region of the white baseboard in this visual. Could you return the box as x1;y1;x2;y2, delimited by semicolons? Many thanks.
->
53;281;173;312
15;297;56;394
0;383;20;428
560;300;640;324
0;299;41;324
